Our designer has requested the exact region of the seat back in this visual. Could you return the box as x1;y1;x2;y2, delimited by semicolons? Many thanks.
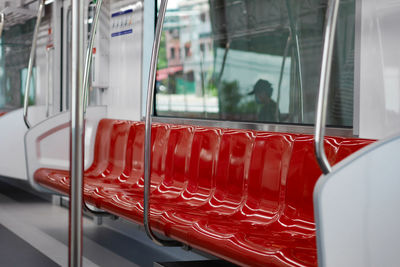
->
162;125;194;193
244;132;296;221
122;122;170;187
211;130;254;213
86;120;132;178
185;127;221;202
85;119;115;175
284;135;374;227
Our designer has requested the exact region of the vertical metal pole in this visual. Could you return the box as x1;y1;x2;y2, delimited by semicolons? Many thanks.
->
69;0;84;266
144;0;181;247
276;35;291;122
46;49;50;117
285;0;304;123
23;0;45;129
200;51;207;117
216;41;230;119
46;47;55;117
66;7;72;110
80;0;112;217
294;34;304;122
0;13;4;39
314;0;340;175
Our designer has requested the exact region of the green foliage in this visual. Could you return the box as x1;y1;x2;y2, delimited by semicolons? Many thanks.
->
219;80;241;116
206;83;218;97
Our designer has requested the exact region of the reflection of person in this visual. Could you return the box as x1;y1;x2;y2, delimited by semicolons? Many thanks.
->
249;79;279;122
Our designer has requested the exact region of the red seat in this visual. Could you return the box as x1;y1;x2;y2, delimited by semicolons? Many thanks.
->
34;119;374;266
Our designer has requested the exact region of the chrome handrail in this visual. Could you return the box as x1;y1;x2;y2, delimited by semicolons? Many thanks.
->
46;46;54;118
144;0;182;247
23;0;45;129
0;13;5;39
80;0;114;217
70;0;84;266
285;0;304;122
82;0;103;113
276;35;291;122
66;6;72;110
314;0;340;175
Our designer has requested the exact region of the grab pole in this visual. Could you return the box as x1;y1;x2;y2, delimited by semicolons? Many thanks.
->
314;0;340;175
143;0;182;247
69;0;84;266
23;0;45;129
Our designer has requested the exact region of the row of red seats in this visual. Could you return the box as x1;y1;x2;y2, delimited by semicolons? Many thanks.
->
35;119;373;266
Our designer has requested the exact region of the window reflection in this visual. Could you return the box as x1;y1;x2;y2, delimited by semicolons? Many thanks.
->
156;0;355;127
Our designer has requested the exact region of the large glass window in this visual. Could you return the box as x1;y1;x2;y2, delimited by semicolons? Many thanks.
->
0;20;36;111
155;0;355;127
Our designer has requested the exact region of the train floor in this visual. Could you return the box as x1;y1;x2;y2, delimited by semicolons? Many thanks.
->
0;177;211;267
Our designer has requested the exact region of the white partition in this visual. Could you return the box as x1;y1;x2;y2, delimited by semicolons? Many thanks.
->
0;106;47;180
356;0;400;139
25;106;106;192
314;136;400;266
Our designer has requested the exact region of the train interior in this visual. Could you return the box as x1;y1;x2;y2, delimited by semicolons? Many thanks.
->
0;0;399;266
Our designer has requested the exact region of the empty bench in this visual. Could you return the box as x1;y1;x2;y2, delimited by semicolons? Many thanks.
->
35;119;374;266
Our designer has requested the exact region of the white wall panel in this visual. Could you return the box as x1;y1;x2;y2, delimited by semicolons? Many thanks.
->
0;107;47;180
357;0;400;139
141;0;154;118
105;0;143;121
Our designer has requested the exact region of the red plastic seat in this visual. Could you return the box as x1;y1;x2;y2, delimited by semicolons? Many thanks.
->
34;119;374;266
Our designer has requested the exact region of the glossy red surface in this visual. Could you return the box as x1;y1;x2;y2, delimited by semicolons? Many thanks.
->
0;112;7;117
35;119;374;266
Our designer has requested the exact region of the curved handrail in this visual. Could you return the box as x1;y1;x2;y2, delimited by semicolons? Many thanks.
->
80;0;115;217
0;13;5;39
23;0;46;129
144;0;182;247
82;0;102;113
314;0;340;175
66;6;72;110
276;35;291;122
285;0;304;122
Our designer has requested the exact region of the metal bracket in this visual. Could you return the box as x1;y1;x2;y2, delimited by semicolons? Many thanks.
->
83;201;118;220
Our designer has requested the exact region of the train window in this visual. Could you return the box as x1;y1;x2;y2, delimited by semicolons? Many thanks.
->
155;0;355;127
0;20;37;110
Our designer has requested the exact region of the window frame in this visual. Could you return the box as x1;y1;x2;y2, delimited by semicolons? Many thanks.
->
153;0;357;137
